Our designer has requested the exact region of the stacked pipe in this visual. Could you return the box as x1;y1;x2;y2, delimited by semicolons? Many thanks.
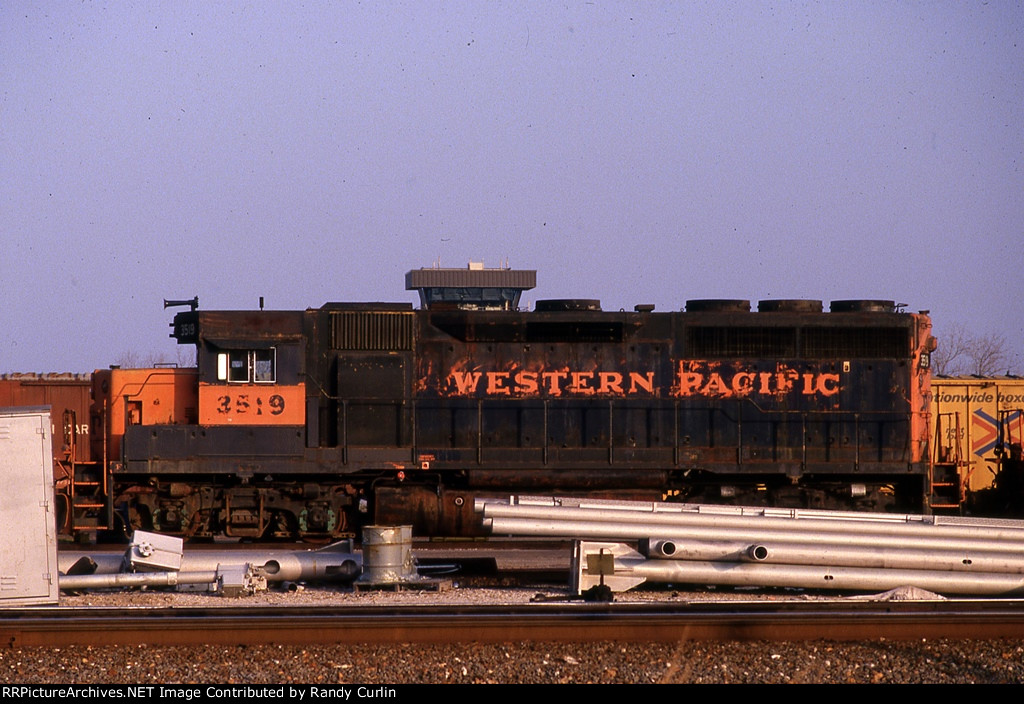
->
476;496;1024;596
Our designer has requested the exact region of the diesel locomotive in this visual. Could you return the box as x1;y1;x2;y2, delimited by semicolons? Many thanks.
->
54;264;939;540
9;264;950;540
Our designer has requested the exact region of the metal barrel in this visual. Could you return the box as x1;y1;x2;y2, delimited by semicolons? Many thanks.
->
358;525;416;583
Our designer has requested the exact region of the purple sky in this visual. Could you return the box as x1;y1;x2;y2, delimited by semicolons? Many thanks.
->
2;2;1021;373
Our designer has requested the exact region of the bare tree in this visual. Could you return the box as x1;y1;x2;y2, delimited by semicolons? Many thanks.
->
114;350;142;368
932;324;1014;376
175;346;197;368
965;332;1009;376
115;348;196;369
931;323;971;375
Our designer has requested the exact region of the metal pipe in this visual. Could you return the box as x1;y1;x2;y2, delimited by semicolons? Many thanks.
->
747;545;769;562
641;538;1024;574
490;495;1024;596
626;558;1024;596
645;540;770;562
59;571;217;591
485;515;1024;555
259;552;361;582
479;500;1024;543
480;495;1024;530
59;546;361;583
572;541;1024;596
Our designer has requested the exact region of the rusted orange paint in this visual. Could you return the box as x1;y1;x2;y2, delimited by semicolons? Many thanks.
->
673;361;840;399
198;383;305;425
439;361;843;400
444;365;660;398
92;368;198;461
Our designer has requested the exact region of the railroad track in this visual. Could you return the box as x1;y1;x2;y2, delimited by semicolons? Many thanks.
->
5;600;1024;648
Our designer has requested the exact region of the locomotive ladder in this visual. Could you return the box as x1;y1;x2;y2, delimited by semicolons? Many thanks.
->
60;408;113;535
929;411;965;510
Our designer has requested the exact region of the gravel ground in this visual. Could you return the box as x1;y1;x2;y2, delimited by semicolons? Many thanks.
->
3;639;1024;684
4;584;1024;684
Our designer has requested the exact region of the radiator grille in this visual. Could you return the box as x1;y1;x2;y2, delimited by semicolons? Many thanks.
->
330;312;414;350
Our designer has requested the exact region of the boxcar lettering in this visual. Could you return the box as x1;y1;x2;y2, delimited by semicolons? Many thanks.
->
937;392;995;404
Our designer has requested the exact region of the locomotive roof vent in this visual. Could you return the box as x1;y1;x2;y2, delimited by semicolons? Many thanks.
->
406;263;536;311
757;299;824;313
686;299;751;313
829;300;897;313
535;299;602;312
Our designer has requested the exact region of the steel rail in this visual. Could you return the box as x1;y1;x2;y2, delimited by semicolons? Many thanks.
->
3;601;1024;647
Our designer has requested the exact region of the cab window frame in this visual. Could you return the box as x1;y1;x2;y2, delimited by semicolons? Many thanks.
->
217;348;277;384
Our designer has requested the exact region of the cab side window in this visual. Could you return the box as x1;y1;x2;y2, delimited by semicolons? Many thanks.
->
218;349;276;383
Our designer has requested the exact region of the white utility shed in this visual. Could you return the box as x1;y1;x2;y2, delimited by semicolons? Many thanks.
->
0;407;59;606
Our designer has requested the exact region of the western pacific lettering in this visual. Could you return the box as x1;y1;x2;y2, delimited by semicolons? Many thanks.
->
675;367;840;397
449;369;655;396
445;363;841;398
